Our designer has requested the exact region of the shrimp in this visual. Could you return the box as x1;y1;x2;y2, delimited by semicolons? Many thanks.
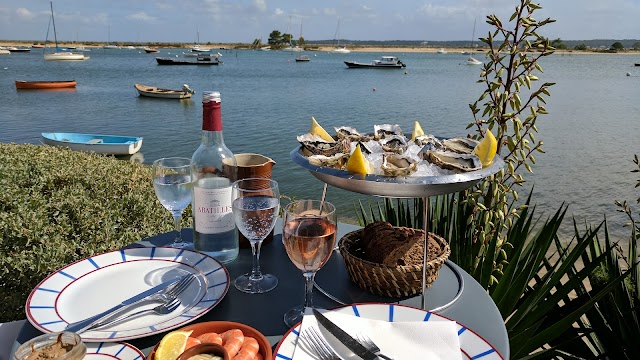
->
254;353;263;360
197;332;223;345
232;337;259;360
185;337;201;350
221;329;244;358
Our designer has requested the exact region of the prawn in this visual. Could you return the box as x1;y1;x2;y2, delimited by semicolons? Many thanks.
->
197;332;223;345
254;353;263;360
232;337;259;360
185;337;201;350
221;329;244;358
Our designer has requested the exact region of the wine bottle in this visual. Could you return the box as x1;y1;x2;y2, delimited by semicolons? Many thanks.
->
190;91;239;263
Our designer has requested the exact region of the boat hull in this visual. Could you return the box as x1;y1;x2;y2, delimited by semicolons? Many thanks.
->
155;57;221;65
344;61;404;69
134;84;193;99
41;133;143;155
15;80;76;89
44;52;88;61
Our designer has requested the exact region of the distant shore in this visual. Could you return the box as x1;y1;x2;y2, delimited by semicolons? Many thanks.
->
2;41;640;55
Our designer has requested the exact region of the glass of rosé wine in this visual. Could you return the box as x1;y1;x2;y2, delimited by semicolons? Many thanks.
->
282;199;337;327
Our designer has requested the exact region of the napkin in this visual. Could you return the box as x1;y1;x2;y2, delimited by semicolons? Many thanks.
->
292;309;462;360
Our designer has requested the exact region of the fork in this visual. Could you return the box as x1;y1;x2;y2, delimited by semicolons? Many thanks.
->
301;327;340;360
355;333;394;360
89;297;182;330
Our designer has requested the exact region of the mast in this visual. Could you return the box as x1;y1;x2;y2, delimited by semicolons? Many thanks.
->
49;2;59;50
469;18;476;49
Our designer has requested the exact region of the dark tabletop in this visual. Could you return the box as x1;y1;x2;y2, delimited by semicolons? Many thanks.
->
12;222;510;359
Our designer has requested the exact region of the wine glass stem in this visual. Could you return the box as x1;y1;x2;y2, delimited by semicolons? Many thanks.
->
249;240;263;280
302;272;315;309
172;211;183;245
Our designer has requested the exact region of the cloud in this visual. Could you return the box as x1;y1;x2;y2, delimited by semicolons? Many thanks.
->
362;6;372;12
323;8;336;16
16;7;35;20
127;12;157;23
274;8;284;16
254;0;267;12
418;4;466;18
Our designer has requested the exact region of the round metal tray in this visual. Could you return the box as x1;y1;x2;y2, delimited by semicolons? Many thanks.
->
290;145;505;198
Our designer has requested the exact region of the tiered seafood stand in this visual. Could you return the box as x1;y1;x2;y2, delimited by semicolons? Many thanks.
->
291;145;505;311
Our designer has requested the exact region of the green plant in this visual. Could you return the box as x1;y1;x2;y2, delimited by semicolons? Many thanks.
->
0;144;185;322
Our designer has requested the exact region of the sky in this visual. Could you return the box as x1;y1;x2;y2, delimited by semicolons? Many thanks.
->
0;0;639;44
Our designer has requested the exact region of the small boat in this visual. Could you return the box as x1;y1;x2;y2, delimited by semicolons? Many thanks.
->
103;44;120;49
191;45;211;52
143;47;159;53
41;133;143;155
344;56;406;69
43;2;89;61
0;49;9;55
635;63;640;67
32;44;45;48
134;83;195;99
156;54;222;65
7;47;31;53
295;55;310;62
436;48;447;54
465;57;483;65
332;47;351;54
15;80;76;89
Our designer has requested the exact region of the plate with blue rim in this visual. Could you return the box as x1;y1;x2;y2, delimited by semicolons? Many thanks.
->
86;342;144;360
26;246;229;342
274;303;504;360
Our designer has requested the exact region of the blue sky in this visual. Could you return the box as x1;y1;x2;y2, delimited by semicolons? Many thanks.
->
0;0;638;43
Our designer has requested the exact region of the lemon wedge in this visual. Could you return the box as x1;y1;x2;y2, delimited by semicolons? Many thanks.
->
346;145;370;175
472;130;498;167
411;120;424;141
310;116;335;142
155;330;193;360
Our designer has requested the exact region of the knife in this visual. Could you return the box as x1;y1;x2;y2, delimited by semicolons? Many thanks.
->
313;309;379;360
65;276;181;333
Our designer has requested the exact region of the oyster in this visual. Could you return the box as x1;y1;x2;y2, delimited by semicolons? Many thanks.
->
373;124;403;139
414;135;443;149
307;153;349;169
442;137;480;154
423;150;482;172
298;134;349;156
334;126;362;141
381;154;418;176
380;135;408;154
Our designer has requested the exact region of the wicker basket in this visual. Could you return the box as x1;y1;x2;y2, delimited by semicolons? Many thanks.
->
339;227;450;298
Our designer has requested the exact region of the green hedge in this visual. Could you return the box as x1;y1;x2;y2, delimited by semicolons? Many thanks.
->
0;144;185;322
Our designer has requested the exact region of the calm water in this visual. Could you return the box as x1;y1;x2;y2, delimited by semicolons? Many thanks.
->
1;49;639;241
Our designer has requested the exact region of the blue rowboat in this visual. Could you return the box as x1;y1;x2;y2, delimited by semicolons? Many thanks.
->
41;133;143;155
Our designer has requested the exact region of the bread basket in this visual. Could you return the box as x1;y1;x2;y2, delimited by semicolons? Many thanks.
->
339;227;450;298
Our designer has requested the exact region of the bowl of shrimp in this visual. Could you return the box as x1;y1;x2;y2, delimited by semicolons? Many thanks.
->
148;321;272;360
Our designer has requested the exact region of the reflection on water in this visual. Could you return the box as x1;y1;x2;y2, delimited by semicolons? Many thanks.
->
116;152;145;164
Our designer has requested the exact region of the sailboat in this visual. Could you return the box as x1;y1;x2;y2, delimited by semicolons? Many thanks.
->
190;28;211;52
103;25;119;49
281;16;301;52
44;2;88;61
331;17;350;54
295;20;309;62
464;18;482;65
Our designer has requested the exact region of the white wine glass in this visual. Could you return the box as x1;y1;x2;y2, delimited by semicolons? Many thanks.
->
232;178;280;293
152;157;193;249
282;200;337;327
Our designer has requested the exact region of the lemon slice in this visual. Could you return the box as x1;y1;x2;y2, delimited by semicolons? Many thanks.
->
411;120;424;141
472;130;498;167
310;116;335;142
346;145;370;175
155;330;194;360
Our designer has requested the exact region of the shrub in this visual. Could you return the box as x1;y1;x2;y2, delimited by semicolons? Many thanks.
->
0;144;185;322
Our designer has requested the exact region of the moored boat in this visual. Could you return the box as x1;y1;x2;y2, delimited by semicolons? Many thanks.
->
0;49;9;55
43;2;89;61
7;47;31;53
41;133;143;155
155;54;222;65
344;56;406;69
15;80;76;89
295;55;310;62
143;47;159;53
134;83;195;99
465;56;483;65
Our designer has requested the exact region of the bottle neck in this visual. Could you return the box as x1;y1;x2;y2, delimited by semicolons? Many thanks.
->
202;100;223;144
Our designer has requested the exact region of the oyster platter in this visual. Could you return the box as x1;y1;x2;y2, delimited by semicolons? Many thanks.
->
291;119;505;198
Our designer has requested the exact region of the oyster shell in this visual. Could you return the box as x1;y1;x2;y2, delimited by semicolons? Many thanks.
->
334;126;361;140
442;137;480;154
381;154;418;176
414;135;443;149
380;135;408;154
298;134;349;156
307;153;349;169
373;124;403;139
423;150;482;172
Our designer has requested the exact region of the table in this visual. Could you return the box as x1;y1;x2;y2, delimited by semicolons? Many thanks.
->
12;222;510;359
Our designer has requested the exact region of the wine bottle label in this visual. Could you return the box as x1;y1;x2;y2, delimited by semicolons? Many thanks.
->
193;186;235;234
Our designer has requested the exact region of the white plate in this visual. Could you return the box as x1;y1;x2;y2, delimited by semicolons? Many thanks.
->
26;246;230;342
86;342;144;360
274;303;504;360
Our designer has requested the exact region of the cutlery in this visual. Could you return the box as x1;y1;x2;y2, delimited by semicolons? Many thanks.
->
312;309;379;360
355;333;394;360
89;297;181;330
302;327;340;360
65;274;187;333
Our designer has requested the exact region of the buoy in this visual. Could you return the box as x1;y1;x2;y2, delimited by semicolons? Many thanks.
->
627;72;631;76
373;87;376;91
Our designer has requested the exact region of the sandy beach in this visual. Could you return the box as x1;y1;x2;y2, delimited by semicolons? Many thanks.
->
2;41;639;55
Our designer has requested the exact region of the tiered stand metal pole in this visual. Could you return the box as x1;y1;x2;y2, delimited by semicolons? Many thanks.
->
291;146;504;310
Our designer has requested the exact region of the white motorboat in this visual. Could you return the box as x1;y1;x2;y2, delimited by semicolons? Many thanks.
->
465;56;483;65
332;47;351;54
437;48;447;54
345;56;406;69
